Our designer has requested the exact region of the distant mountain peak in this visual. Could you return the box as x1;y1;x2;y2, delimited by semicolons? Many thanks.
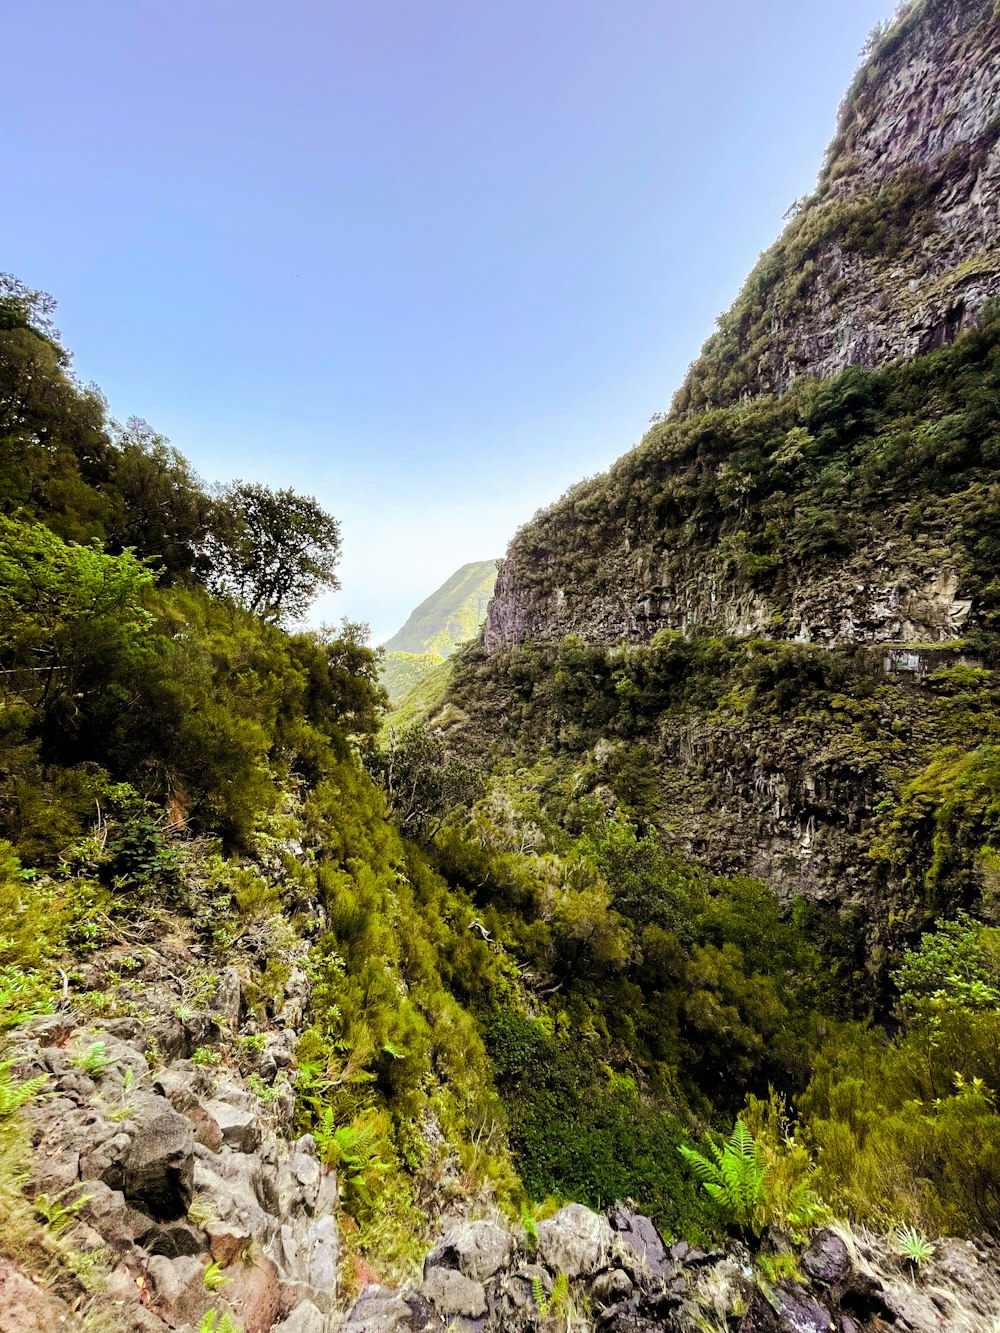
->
384;559;499;656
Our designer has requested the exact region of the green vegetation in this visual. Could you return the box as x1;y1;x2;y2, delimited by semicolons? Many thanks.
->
379;650;446;706
379;559;497;707
6;248;1000;1298
384;559;498;657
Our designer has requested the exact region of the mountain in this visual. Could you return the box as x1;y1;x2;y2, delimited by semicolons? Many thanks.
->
443;0;1000;928
380;559;498;703
486;0;1000;653
384;559;498;655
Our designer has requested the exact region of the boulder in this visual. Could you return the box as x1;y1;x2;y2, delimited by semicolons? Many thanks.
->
608;1205;668;1278
591;1267;635;1308
424;1219;515;1282
418;1265;487;1318
146;1253;209;1325
536;1204;613;1279
122;1101;195;1219
201;1097;261;1153
801;1229;850;1283
340;1284;416;1332
272;1302;327;1333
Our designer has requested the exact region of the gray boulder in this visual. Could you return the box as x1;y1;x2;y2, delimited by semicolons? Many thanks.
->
608;1204;668;1279
424;1219;515;1283
122;1100;195;1218
536;1204;613;1279
340;1284;415;1332
272;1302;327;1333
418;1265;487;1318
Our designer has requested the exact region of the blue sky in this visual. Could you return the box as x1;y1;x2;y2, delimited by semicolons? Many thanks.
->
2;0;890;640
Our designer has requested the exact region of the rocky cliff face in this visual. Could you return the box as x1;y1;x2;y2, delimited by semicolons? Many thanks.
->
675;0;1000;415
337;1200;1000;1333
484;0;1000;656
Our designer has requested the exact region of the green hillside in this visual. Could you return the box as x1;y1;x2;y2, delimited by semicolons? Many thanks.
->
384;559;498;655
380;559;498;704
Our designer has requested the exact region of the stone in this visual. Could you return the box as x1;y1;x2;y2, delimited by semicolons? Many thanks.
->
146;1253;209;1325
418;1265;488;1318
137;1218;207;1258
0;1256;75;1332
536;1203;614;1279
273;1302;327;1333
122;1101;195;1219
201;1097;261;1152
424;1219;516;1282
774;1288;835;1333
212;967;243;1029
225;1254;283;1333
801;1229;850;1283
590;1267;635;1308
206;1218;253;1266
341;1283;416;1332
608;1204;668;1278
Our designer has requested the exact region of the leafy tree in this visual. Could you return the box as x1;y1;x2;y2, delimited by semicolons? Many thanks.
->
0;515;153;743
368;723;483;841
204;481;341;624
105;417;213;581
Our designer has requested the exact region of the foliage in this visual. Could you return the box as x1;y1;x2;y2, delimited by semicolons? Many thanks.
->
679;1120;766;1237
203;480;341;625
203;1260;231;1291
199;1312;242;1333
800;916;1000;1234
893;1225;935;1265
0;1060;48;1118
367;722;484;841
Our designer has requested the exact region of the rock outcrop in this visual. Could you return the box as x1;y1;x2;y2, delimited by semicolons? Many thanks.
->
484;0;1000;656
6;968;338;1333
676;0;1000;415
338;1202;1000;1332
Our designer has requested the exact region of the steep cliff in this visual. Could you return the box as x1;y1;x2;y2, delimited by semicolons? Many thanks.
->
676;0;1000;416
485;0;1000;654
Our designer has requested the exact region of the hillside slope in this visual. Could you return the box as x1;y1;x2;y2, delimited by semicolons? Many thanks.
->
385;560;498;656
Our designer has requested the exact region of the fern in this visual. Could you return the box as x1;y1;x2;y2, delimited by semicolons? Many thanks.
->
199;1314;242;1333
550;1270;570;1316
0;1060;47;1117
532;1273;550;1315
679;1118;766;1236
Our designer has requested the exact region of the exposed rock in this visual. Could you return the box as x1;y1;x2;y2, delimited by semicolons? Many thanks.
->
340;1284;417;1333
424;1219;516;1282
202;1097;262;1153
272;1303;327;1333
801;1229;850;1283
0;1256;77;1333
122;1100;196;1219
535;1203;613;1278
418;1265;488;1317
608;1204;669;1278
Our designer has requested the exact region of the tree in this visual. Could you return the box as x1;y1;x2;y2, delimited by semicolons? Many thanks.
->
0;514;153;742
203;481;341;624
105;417;213;582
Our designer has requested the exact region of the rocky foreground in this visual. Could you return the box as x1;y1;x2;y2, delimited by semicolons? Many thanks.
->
1;971;999;1333
343;1204;1000;1333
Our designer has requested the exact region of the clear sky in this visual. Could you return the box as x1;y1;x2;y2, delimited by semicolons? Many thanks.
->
2;0;891;641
